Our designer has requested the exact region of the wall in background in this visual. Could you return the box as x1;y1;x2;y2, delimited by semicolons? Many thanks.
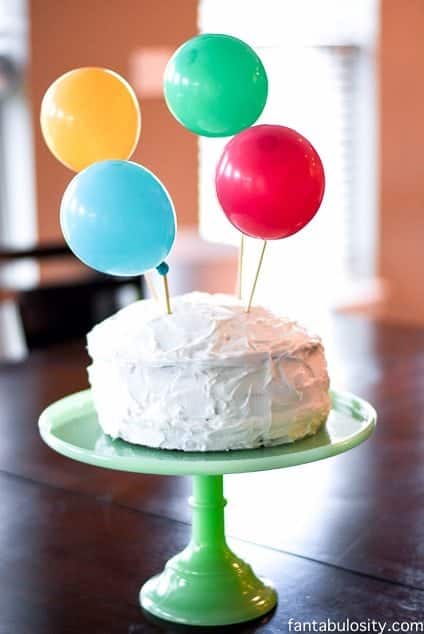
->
378;0;424;324
28;0;198;242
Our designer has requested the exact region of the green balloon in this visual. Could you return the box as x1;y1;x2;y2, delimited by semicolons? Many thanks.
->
164;34;268;138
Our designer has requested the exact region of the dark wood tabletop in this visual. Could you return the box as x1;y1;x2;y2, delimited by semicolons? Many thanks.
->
0;314;424;633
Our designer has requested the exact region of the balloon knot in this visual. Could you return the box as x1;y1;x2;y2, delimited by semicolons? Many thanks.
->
156;261;169;276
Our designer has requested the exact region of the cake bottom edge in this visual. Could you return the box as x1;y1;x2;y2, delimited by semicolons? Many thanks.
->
99;409;330;453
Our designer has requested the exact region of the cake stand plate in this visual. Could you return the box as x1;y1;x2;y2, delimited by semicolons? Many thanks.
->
39;390;376;627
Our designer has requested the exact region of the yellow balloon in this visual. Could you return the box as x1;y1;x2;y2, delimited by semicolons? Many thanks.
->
40;67;141;172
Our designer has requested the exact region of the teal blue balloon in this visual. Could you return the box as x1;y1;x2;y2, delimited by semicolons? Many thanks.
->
164;34;268;137
60;160;176;276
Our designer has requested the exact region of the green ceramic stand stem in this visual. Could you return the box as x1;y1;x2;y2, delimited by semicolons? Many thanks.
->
140;474;277;626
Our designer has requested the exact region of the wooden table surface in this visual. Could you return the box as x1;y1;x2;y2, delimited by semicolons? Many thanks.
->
0;314;424;632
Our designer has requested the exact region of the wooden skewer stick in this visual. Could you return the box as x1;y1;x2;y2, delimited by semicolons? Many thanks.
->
145;272;159;302
236;233;245;300
163;273;172;315
246;240;267;313
156;261;172;315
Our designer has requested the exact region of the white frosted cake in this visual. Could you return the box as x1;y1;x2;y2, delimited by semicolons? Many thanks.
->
87;292;331;451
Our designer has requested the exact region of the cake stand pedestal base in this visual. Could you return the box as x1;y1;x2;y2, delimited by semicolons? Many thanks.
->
140;474;277;626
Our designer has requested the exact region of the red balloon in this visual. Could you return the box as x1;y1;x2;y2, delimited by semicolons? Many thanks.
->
215;124;325;240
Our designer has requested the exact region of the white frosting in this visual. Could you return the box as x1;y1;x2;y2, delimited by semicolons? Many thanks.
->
87;292;331;451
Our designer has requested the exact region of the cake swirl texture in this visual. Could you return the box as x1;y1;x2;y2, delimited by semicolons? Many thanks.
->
87;292;331;451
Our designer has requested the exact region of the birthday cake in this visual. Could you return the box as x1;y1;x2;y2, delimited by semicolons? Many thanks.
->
87;292;331;452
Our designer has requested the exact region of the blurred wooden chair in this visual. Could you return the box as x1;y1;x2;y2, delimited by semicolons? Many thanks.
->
0;231;238;360
0;242;143;358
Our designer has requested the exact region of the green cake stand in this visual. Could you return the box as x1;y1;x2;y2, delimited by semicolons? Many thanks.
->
39;389;376;627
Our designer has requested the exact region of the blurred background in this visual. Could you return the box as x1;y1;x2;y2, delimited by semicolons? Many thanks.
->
0;0;421;359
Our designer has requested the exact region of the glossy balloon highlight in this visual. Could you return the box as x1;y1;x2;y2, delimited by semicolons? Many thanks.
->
60;161;176;276
164;34;268;137
41;67;141;172
215;125;325;240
